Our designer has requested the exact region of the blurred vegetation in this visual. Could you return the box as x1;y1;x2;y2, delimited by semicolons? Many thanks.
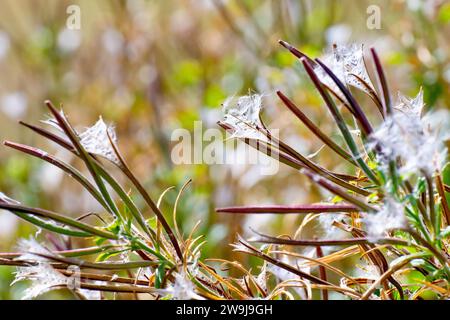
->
0;0;449;299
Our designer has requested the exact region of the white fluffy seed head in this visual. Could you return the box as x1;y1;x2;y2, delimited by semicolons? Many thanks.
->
255;263;268;293
79;117;120;165
16;237;50;262
394;89;424;119
77;286;101;300
315;44;375;97
369;90;447;176
13;238;67;300
222;94;268;141
363;198;407;241
13;238;102;300
13;263;68;300
317;212;348;239
334;44;374;93
314;53;345;100
167;271;203;300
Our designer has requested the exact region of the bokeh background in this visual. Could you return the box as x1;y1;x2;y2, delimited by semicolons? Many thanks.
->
0;0;449;299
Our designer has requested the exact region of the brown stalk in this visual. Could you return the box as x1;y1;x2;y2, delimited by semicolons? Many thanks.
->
315;246;328;300
217;203;360;214
236;238;332;286
250;232;409;247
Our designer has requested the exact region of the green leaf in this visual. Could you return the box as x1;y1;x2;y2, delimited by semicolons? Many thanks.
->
95;237;108;246
154;262;167;289
438;3;450;23
415;177;427;195
331;195;343;203
96;250;126;262
106;219;122;235
442;163;450;208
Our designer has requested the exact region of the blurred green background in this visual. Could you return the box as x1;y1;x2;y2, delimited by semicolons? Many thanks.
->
0;0;449;299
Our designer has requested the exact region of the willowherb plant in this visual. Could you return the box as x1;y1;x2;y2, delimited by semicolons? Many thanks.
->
217;41;450;300
0;102;268;300
0;41;449;300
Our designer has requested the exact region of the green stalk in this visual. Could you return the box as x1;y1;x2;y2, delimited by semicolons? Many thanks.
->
11;211;91;237
0;203;118;240
35;253;159;270
135;239;173;267
2;246;118;259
